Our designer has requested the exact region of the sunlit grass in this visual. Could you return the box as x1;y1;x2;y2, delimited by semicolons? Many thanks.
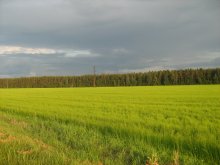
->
0;85;219;164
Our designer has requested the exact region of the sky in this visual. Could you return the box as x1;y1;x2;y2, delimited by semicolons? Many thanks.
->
0;0;220;77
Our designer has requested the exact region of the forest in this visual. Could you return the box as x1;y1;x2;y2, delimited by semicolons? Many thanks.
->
0;68;220;88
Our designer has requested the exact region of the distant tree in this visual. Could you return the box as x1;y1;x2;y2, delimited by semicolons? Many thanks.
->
0;68;220;88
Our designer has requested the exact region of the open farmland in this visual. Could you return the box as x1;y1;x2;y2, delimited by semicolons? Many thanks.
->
0;85;220;165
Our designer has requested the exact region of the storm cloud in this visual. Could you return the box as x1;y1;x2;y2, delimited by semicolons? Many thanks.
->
0;0;220;77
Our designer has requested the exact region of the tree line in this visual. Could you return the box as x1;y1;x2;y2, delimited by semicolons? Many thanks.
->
0;68;219;88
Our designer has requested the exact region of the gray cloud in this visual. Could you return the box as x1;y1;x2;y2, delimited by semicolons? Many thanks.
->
0;0;220;77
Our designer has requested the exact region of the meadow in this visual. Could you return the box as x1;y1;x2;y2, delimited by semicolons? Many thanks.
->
0;85;219;165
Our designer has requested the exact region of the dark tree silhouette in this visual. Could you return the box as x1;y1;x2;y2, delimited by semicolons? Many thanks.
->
0;68;220;88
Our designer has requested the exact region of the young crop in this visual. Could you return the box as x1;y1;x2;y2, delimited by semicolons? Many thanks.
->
0;85;219;164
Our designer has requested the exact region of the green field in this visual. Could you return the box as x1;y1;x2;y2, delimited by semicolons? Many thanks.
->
0;85;220;165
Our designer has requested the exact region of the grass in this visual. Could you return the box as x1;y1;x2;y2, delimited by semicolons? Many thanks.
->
0;85;219;165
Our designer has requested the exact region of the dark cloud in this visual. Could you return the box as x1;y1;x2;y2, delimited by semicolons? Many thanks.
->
0;0;220;77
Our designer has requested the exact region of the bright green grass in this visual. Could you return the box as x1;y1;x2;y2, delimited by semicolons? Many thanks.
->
0;85;220;165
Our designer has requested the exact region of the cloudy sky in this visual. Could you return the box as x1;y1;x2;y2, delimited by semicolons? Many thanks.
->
0;0;220;77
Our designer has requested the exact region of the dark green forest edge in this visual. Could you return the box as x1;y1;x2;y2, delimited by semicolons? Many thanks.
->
0;68;220;88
